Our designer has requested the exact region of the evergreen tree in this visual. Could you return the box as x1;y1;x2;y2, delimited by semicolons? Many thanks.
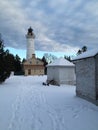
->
4;51;15;72
22;58;26;63
14;54;22;75
77;49;82;55
64;55;71;61
0;34;11;83
21;58;26;75
77;46;87;56
82;46;87;52
0;34;4;54
42;56;48;74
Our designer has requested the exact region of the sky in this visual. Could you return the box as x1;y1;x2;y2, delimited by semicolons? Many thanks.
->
0;0;98;59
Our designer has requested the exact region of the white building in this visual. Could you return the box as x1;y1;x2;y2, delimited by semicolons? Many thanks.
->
47;58;76;85
26;27;35;60
23;27;45;76
72;49;98;105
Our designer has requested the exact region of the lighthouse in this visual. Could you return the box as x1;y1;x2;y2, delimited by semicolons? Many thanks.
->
26;27;35;60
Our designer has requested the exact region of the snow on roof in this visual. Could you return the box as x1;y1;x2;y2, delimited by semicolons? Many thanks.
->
72;49;98;61
47;57;75;67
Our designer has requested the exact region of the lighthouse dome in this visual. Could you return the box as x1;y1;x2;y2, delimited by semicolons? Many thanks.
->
28;27;33;33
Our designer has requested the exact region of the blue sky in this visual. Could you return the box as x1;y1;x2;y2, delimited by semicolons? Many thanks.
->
1;0;98;59
5;47;70;60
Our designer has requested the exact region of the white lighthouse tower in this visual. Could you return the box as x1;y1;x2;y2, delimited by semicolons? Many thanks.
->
26;27;35;60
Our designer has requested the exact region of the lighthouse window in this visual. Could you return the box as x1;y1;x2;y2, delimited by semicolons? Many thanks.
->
36;61;38;64
29;61;32;64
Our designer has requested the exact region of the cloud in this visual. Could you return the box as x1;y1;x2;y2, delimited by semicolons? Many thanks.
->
0;0;98;55
35;33;79;55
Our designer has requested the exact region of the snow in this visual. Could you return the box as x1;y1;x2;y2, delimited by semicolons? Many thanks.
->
47;57;74;67
0;76;98;130
72;49;98;61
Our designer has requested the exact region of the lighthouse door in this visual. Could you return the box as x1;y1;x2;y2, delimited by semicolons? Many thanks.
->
28;69;31;75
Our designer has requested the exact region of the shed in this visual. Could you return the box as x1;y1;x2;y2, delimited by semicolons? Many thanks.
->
47;58;76;85
72;49;98;105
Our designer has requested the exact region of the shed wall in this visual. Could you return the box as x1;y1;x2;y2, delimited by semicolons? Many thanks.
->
95;55;98;100
47;67;60;83
59;67;76;85
76;57;96;100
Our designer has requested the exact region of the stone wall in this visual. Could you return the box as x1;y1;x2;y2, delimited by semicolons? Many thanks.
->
95;55;98;100
75;57;96;102
59;67;76;85
24;68;44;76
23;55;44;76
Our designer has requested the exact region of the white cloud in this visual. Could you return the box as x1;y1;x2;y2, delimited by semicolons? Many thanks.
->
0;0;98;55
84;1;98;16
35;33;79;55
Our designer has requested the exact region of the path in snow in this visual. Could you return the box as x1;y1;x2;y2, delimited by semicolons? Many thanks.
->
7;76;67;130
0;76;98;130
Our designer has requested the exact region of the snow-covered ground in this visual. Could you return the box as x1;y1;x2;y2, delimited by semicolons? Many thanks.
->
0;76;98;130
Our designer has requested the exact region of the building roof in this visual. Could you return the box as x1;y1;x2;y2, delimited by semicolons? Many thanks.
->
47;57;75;67
72;49;98;61
23;54;44;65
